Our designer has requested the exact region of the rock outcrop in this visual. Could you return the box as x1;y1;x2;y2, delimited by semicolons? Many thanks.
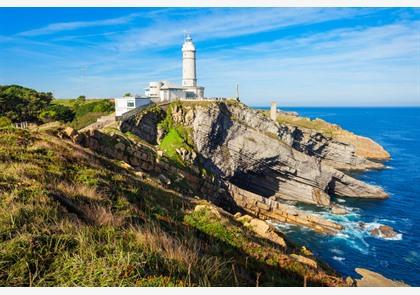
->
290;254;318;269
235;213;287;248
355;268;409;287
370;225;399;239
176;102;388;206
228;183;343;234
235;105;389;171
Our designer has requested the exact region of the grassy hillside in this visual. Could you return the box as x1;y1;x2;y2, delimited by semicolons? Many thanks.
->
0;125;347;286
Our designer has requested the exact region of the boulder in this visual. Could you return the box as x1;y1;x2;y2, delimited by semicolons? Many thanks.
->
233;212;242;219
300;246;313;256
345;276;355;286
355;268;409;287
331;204;348;215
194;204;221;218
236;214;287;248
64;126;78;138
370;225;398;239
290;254;318;269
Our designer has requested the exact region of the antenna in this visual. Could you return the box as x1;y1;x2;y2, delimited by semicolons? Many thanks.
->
80;65;87;98
236;83;240;101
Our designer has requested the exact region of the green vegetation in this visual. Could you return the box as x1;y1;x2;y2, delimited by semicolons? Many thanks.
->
0;85;53;122
184;206;342;286
0;126;345;286
158;103;195;166
38;104;75;123
0;116;12;127
77;95;86;102
0;84;114;131
53;98;114;130
275;113;342;138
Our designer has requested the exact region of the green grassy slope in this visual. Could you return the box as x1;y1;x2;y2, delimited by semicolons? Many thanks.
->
0;126;346;286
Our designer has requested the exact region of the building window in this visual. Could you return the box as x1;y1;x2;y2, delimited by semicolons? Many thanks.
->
127;101;135;107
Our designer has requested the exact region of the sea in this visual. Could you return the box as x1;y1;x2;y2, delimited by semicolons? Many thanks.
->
254;107;420;286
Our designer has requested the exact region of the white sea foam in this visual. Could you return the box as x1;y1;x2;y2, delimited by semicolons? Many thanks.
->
336;198;346;203
330;248;344;255
332;256;346;262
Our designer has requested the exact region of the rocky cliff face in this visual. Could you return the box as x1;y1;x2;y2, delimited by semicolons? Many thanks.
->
166;102;388;207
78;100;389;233
229;104;389;171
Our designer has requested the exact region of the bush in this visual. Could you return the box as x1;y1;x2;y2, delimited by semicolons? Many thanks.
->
77;95;86;102
0;85;53;122
74;100;113;117
38;105;75;123
0;116;12;127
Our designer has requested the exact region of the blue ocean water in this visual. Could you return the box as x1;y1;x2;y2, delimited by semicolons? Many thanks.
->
257;107;420;286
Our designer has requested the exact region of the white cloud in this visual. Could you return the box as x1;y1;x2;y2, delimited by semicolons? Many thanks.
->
17;13;142;37
112;8;368;52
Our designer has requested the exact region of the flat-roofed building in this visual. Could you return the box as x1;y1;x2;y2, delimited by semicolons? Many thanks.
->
115;95;150;117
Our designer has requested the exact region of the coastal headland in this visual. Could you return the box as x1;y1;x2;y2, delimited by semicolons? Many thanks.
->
0;94;403;286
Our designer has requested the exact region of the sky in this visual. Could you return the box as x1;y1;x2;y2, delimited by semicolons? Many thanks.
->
0;8;419;106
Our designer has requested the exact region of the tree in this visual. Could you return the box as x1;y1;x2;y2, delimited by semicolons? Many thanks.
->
77;95;86;102
0;85;53;122
124;93;132;97
38;104;75;123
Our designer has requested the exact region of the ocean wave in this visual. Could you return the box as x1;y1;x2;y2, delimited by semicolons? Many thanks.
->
362;222;403;240
336;198;346;203
330;248;344;255
332;256;346;262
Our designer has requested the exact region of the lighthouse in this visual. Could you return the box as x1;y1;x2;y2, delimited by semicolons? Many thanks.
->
180;34;205;99
182;34;197;87
144;33;204;102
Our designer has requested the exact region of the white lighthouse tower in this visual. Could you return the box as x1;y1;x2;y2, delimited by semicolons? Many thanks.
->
182;34;197;87
181;34;204;99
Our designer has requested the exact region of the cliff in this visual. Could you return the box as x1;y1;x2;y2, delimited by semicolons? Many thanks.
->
271;111;390;170
115;101;389;233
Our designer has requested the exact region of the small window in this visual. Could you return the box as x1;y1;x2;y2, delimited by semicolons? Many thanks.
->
127;101;135;107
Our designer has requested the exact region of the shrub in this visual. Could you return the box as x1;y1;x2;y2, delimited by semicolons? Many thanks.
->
77;95;86;102
0;116;11;127
0;85;53;122
38;105;75;123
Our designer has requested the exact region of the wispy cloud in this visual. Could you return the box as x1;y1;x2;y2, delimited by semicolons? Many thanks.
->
112;8;368;52
17;13;142;37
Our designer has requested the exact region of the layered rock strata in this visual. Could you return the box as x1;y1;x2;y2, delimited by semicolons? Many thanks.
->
177;102;388;206
228;183;343;234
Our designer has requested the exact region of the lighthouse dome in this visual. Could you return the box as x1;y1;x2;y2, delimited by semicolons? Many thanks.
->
182;35;196;51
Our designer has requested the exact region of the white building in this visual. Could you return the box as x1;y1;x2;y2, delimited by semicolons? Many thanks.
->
115;34;206;117
115;95;151;117
145;34;205;102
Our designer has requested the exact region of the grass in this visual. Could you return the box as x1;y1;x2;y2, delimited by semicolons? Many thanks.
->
157;103;195;167
184;205;345;286
275;113;342;138
0;122;347;286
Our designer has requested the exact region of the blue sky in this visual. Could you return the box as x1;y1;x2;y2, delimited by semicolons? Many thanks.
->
0;8;419;106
